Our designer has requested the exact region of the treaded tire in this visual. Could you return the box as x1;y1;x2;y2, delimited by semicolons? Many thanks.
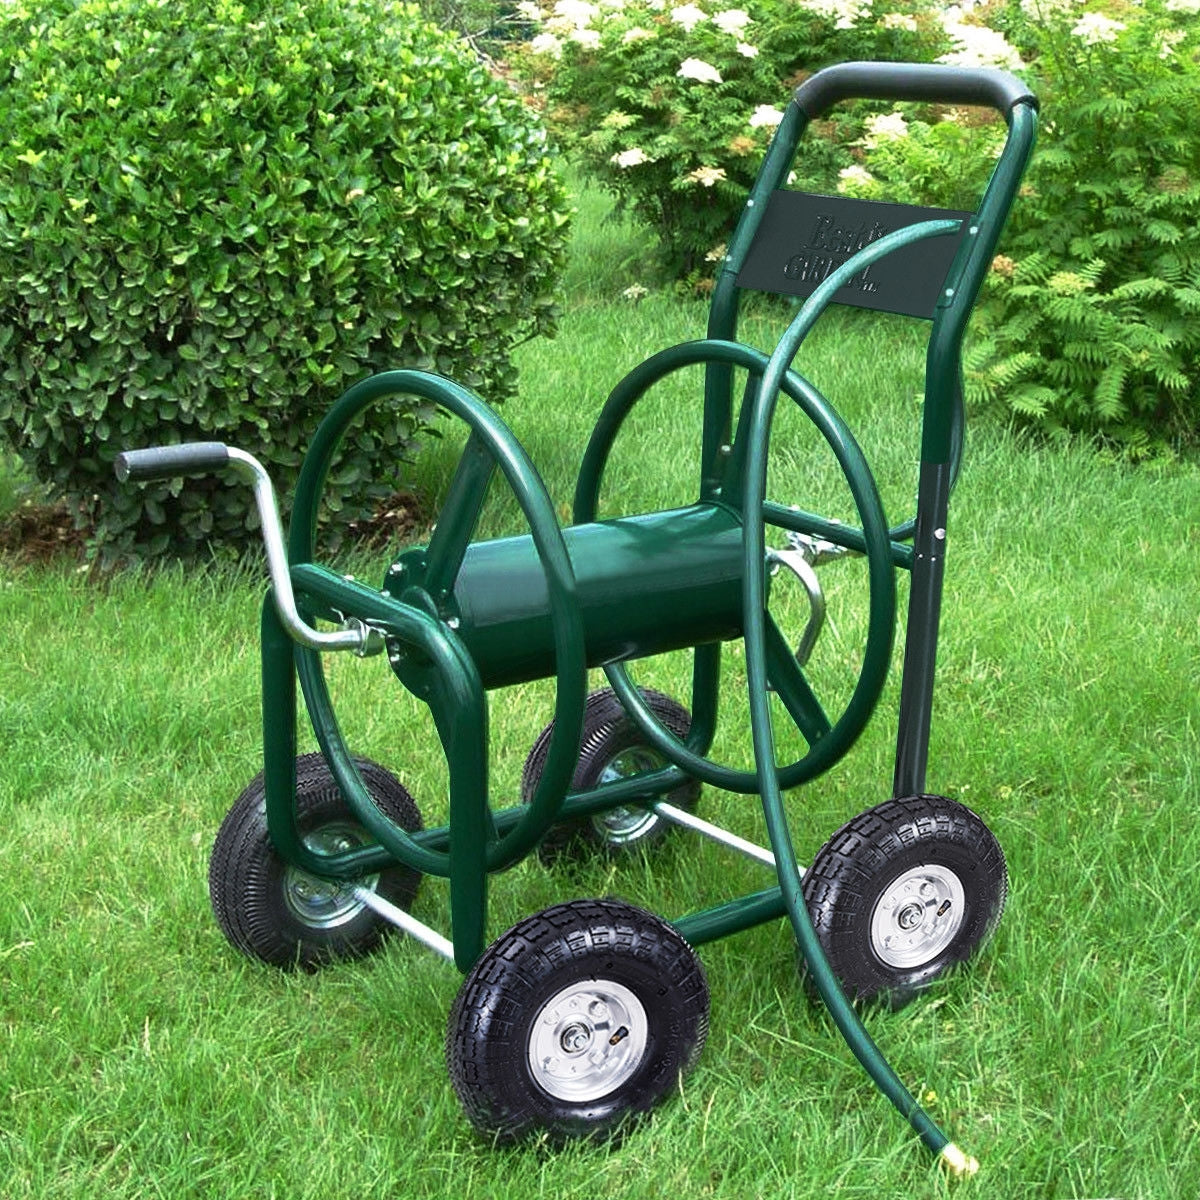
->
208;752;423;970
521;687;701;861
801;794;1007;1008
446;898;709;1144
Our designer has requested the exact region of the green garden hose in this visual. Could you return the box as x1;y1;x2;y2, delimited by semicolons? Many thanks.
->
741;223;979;1178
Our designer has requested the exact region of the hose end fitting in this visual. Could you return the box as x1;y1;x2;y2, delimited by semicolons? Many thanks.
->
939;1143;980;1179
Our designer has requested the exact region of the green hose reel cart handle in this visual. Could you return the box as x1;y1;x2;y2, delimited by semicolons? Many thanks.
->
792;61;1038;120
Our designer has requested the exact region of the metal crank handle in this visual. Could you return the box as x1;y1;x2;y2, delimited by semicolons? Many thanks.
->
765;530;857;668
114;442;384;657
766;546;825;668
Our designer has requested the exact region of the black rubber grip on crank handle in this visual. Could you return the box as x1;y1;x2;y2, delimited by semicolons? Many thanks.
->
114;442;231;483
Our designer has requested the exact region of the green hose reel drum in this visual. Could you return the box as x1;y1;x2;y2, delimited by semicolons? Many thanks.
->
116;62;1037;1176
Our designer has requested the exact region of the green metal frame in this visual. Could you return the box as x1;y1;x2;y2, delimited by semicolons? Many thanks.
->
250;61;1037;1164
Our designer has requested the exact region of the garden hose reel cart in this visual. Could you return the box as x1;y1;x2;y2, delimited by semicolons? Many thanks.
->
117;62;1037;1173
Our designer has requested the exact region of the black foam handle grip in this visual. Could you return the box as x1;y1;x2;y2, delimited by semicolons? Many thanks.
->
793;62;1037;119
114;442;230;483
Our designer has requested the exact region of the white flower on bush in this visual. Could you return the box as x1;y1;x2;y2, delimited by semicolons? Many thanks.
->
553;0;599;28
670;3;708;31
863;111;908;148
1157;27;1186;58
1071;12;1125;44
1018;0;1076;16
612;147;650;167
749;103;784;128
939;11;1024;69
678;57;723;83
880;11;917;30
569;26;602;47
837;164;875;193
797;0;870;30
712;8;751;35
516;0;543;19
1165;0;1200;11
622;25;655;41
530;31;564;56
705;243;728;262
737;42;759;57
686;165;727;186
622;283;650;301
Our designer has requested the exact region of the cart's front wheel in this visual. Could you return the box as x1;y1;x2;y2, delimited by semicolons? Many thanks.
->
522;688;700;861
209;753;423;970
802;795;1007;1007
446;899;709;1143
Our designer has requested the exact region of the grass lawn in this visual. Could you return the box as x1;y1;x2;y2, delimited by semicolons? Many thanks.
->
1;183;1199;1200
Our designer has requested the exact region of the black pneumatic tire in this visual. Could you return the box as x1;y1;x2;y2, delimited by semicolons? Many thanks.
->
209;753;423;970
446;898;710;1144
802;794;1007;1007
521;688;701;860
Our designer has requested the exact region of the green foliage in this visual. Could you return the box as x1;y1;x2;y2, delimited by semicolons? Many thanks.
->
832;107;1005;211
516;0;949;275
852;0;1200;451
415;0;516;54
0;0;570;560
977;2;1200;450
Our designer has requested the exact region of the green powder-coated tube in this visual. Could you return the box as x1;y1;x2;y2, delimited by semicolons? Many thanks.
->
742;224;961;1159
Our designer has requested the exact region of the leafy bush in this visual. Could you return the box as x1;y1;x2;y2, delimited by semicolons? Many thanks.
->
970;0;1200;451
515;0;959;275
828;0;1200;451
0;0;570;560
830;107;1005;212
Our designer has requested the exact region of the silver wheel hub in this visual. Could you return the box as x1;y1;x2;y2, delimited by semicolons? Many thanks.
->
528;980;649;1102
870;863;966;969
592;748;665;844
283;822;378;930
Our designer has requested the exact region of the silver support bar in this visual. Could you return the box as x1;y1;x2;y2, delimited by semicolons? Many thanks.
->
225;448;384;656
351;887;456;961
652;801;796;872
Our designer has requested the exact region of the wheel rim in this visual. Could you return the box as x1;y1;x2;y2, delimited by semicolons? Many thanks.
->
592;747;666;844
527;979;649;1102
869;864;966;969
283;821;379;930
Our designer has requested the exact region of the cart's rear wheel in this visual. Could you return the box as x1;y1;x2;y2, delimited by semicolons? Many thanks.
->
522;688;701;861
446;899;709;1143
209;752;423;970
801;794;1006;1007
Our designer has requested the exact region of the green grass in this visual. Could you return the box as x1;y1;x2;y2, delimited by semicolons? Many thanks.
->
2;184;1200;1200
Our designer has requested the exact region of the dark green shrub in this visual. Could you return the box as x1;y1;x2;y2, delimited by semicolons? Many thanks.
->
0;0;570;559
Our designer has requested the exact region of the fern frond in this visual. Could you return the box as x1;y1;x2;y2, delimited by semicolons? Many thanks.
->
1145;219;1183;245
1110;277;1171;302
1094;361;1130;420
1008;384;1057;417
